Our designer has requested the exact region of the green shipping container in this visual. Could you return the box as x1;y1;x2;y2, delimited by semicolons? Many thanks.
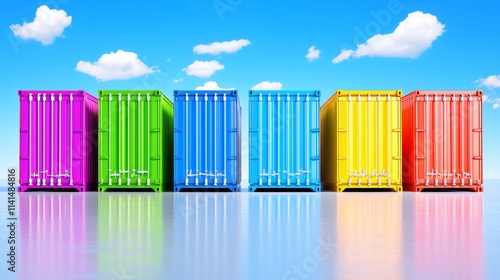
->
98;90;174;192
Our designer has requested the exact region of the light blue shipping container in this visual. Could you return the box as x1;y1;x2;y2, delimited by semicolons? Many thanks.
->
174;90;241;191
249;90;321;191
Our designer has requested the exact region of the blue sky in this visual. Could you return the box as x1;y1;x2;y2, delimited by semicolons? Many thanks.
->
1;0;499;182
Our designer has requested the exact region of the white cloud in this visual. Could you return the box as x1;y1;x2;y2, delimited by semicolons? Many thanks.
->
251;81;283;90
173;78;183;83
333;50;355;64
9;5;72;45
75;50;156;81
195;81;234;90
183;60;224;78
476;75;500;88
333;11;445;63
481;95;500;109
194;39;251;55
306;46;320;62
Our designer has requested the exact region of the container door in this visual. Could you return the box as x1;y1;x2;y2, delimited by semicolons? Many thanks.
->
338;93;401;187
100;93;160;187
249;92;319;187
135;94;160;186
175;93;239;187
455;94;483;186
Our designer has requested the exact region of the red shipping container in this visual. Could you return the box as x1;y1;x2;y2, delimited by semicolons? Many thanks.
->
402;90;483;192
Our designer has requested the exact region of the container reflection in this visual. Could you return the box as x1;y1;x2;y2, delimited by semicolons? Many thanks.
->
173;192;242;280
19;193;94;280
335;193;403;280
410;192;483;279
246;193;322;280
97;193;164;279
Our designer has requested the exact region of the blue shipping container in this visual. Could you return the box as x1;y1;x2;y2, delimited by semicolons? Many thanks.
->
174;90;241;191
249;90;321;191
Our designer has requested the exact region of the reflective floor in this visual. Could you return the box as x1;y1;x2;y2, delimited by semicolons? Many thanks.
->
1;180;499;280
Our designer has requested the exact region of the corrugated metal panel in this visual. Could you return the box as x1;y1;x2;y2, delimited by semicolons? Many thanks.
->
248;90;320;191
18;90;98;192
98;90;174;192
321;90;402;192
173;90;241;191
402;90;483;192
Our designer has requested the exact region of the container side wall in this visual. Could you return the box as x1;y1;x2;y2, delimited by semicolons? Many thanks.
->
249;91;320;189
84;93;99;190
402;93;417;186
320;94;338;190
162;94;174;191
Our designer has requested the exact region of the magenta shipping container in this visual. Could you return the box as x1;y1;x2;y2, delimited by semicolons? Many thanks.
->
18;90;99;192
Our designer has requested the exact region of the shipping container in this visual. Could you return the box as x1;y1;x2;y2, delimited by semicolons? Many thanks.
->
402;90;483;192
173;90;241;191
248;90;321;191
18;90;98;192
321;90;402;192
98;90;174;192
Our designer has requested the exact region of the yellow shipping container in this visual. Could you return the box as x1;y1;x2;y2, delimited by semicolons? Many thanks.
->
321;90;402;192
